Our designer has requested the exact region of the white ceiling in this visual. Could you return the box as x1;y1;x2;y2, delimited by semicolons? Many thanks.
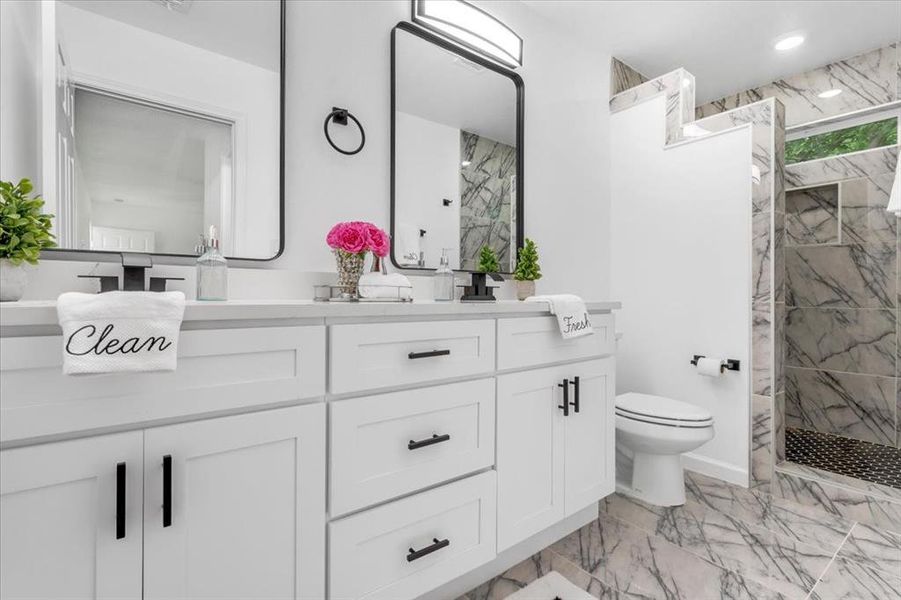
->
60;0;280;71
395;27;518;145
522;1;901;103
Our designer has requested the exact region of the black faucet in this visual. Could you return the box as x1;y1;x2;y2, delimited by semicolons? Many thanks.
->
78;253;184;293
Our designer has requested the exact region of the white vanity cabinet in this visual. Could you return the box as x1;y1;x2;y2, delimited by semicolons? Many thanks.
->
496;357;615;551
0;432;144;600
0;300;619;600
0;406;326;600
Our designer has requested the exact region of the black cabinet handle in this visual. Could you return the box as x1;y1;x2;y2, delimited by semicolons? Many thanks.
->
162;455;172;528
571;376;581;413
408;433;451;450
558;379;570;416
407;537;450;562
408;349;451;360
116;462;126;539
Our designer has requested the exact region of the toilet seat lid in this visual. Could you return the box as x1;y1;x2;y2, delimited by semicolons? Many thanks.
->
615;392;713;423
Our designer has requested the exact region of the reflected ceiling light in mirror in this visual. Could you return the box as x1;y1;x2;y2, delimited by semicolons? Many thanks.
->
412;0;523;68
774;34;805;51
817;88;843;99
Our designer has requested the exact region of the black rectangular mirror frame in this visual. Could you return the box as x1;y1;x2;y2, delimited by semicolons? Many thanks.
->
43;0;286;263
390;21;524;274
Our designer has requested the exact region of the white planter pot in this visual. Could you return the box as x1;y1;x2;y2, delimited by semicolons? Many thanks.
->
0;259;28;302
515;280;535;301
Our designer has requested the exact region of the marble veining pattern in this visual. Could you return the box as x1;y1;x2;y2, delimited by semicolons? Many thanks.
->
611;57;648;97
460;468;901;600
459;131;516;271
785;185;839;246
696;45;900;127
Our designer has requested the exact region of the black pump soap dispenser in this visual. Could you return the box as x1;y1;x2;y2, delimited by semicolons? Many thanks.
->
459;272;503;302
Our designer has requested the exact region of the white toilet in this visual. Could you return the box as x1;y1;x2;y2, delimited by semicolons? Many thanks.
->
615;392;715;506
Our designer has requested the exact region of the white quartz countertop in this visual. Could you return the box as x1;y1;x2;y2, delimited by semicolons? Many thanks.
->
0;299;620;328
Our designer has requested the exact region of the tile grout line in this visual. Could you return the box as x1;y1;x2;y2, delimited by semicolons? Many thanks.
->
804;524;856;600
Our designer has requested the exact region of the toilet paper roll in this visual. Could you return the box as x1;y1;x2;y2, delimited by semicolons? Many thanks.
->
696;357;724;377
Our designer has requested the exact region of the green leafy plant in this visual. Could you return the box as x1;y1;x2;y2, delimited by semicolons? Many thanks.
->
0;179;55;265
514;238;542;281
477;245;499;273
785;117;897;164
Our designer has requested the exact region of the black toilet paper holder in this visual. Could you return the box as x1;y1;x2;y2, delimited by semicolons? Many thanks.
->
690;355;740;372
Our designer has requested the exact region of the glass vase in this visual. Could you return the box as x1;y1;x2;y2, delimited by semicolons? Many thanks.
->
334;250;366;297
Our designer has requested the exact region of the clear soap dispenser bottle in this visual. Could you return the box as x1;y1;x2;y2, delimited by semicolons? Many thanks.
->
434;248;455;301
196;225;228;301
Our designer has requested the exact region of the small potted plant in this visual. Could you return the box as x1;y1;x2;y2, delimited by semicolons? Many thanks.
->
477;245;500;273
326;221;389;297
513;238;541;300
0;179;55;301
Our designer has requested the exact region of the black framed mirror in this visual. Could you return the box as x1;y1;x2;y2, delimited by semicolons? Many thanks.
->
390;21;524;273
37;0;285;262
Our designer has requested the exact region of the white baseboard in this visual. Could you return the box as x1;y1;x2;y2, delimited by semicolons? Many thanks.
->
682;452;748;487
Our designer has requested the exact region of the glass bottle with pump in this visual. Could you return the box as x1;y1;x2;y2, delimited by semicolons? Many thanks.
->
196;225;228;301
434;248;455;301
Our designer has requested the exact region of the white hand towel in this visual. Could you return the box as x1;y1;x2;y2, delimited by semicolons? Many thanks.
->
57;291;186;375
396;223;422;266
525;294;593;339
887;151;901;216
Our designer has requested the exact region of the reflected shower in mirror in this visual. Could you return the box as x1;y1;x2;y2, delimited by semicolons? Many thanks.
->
391;23;523;272
45;0;282;259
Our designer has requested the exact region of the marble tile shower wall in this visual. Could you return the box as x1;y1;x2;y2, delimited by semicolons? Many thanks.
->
459;131;516;271
697;44;901;127
610;57;648;97
784;145;900;448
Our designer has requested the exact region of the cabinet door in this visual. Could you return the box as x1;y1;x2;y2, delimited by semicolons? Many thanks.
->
0;432;143;600
143;404;326;600
563;357;616;515
496;365;567;551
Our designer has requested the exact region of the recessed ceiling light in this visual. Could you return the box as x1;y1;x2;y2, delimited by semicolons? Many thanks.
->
817;88;843;99
774;35;804;51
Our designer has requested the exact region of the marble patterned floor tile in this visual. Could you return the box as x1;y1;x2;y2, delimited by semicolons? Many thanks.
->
836;522;901;577
774;468;901;533
808;556;901;600
684;471;854;552
785;367;896;445
785;185;839;246
785;242;897;309
784;307;896;376
549;512;789;600
600;494;834;598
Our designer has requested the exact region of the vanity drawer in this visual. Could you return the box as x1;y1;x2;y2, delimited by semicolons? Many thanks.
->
0;326;326;443
330;378;495;517
497;314;615;371
329;320;495;394
329;471;496;600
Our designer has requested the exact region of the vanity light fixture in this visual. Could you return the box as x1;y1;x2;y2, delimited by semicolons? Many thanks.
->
817;88;843;99
774;34;805;51
412;0;523;68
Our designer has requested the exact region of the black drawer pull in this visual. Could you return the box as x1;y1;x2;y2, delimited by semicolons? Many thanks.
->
558;378;570;416
407;537;450;562
162;455;172;528
116;462;126;539
408;433;451;451
571;376;581;413
408;349;451;360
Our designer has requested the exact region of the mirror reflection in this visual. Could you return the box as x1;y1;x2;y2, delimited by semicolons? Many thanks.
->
393;25;520;272
49;0;281;259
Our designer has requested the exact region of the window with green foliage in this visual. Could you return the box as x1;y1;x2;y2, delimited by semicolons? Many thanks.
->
785;117;897;164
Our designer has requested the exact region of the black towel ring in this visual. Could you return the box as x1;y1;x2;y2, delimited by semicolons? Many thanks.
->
324;107;365;155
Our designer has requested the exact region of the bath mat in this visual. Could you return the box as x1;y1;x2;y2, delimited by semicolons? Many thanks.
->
506;571;594;600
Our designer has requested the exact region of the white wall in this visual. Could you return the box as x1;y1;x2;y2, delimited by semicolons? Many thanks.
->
611;95;752;484
394;111;460;268
56;3;279;258
3;0;612;301
0;0;41;184
278;0;611;299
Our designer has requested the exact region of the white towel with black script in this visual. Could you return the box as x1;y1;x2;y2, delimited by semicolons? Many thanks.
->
57;291;186;374
525;294;593;339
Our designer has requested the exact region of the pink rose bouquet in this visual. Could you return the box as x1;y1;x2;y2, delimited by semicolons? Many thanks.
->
326;221;390;257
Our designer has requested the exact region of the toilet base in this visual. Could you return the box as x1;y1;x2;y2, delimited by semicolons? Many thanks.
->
618;451;686;506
